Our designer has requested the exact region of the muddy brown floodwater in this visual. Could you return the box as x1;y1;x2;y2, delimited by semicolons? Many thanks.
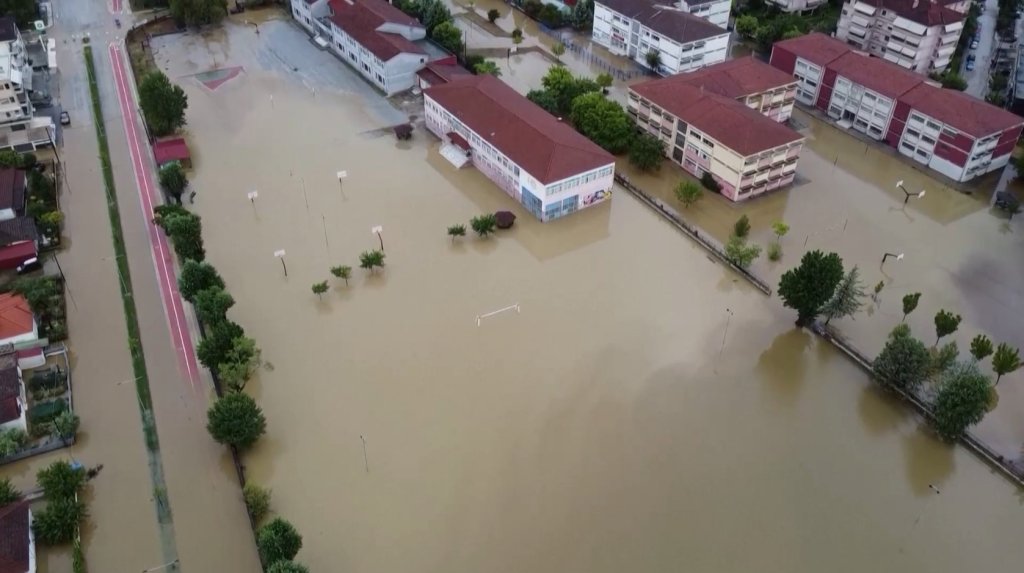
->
153;17;1024;573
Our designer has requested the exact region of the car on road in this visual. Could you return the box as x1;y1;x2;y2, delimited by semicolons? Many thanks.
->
967;59;976;71
16;257;41;275
60;111;70;126
971;40;979;49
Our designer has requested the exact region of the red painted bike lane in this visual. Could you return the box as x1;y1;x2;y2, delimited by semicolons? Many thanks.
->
108;42;200;391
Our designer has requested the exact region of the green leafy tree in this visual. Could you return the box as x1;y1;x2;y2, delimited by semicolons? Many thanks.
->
674;180;703;208
359;250;386;272
512;27;524;42
431;21;464;56
645;49;662;70
170;0;227;26
139;70;189;137
940;72;968;91
527;89;560;114
197;319;244;371
767;242;782;261
311;281;329;300
552;42;566;61
930;341;960;377
570;92;634;153
487;8;500;22
161;210;205;262
194;287;235;325
474;60;502;76
32;497;87;545
206;392;266;449
992;343;1021;385
570;0;594;30
52;411;80;443
725;236;761;268
38;460;86;501
0;428;27;458
258;518;304;568
178;260;224;302
596;72;613;90
733;215;751;238
419;0;453;35
447;224;466;242
470;214;498;237
0;0;39;28
873;325;931;391
538;4;564;27
218;336;262;392
777;250;845;326
330;265;353;285
736;14;759;38
158;161;188;205
0;477;21;506
535;66;600;116
771;220;789;242
628;133;665;172
901;292;921;322
243;483;272;523
969;334;993;362
821;265;865;325
268;562;310;573
933;361;992;441
933;309;962;346
872;280;885;301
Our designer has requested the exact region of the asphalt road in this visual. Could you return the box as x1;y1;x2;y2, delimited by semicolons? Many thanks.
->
963;0;999;97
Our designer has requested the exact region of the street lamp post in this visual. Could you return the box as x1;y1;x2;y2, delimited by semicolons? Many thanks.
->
896;180;926;205
274;249;288;277
715;308;734;372
881;252;904;265
371;225;384;252
247;190;258;212
337;170;347;195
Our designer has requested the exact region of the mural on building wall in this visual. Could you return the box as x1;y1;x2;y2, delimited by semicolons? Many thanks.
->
582;189;612;207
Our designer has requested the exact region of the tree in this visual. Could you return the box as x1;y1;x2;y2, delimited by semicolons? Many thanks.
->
0;0;39;27
243;483;272;523
969;334;993;362
570;0;594;30
820;265;865;325
570;92;634;153
901;292;921;322
930;341;960;377
206;392;266;449
933;309;962;346
268;562;310;573
218;336;262;392
538;4;564;27
992;342;1021;384
777;250;845;326
674;180;703;208
771;221;789;243
359;250;386;272
767;242;782;261
933;361;992;441
0;428;27;458
52;411;80;444
512;27;523;42
487;8;500;22
470;214;497;237
733;215;751;238
417;0;453;35
158;162;188;205
873;325;931;391
0;477;19;506
32;497;87;545
170;0;227;27
474;60;502;76
645;49;662;71
628;133;665;172
724;236;761;268
38;460;87;501
940;72;967;91
257;518;303;568
552;42;566;62
872;280;885;301
527;89;560;115
194;287;235;325
432;21;464;56
311;281;329;300
596;72;613;90
782;28;803;40
736;14;759;38
197;319;244;371
178;260;224;302
139;71;188;137
700;172;720;192
447;224;466;242
535;66;600;116
330;265;353;285
161;209;205;262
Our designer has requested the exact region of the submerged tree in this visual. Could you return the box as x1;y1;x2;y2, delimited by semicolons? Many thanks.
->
158;161;188;205
969;334;994;362
724;236;761;269
359;250;386;272
139;70;188;137
674;180;703;208
933;309;962;346
933;361;992;441
257;518;304;568
901;292;921;323
873;324;931;392
777;250;844;326
311;281;329;300
820;265;865;325
470;214;498;237
206;392;266;449
330;265;353;285
992;343;1021;385
447;224;466;242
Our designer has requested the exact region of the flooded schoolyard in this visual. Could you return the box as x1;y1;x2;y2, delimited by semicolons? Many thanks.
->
148;14;1024;573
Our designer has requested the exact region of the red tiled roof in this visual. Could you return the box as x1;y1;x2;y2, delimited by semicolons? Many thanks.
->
416;61;473;86
867;0;964;26
327;0;425;61
829;51;924;99
901;83;1024;137
424;75;615;184
0;169;25;213
631;82;803;156
0;502;30;573
0;241;36;269
597;0;727;44
152;137;190;166
638;57;796;100
773;32;852;67
0;293;33;342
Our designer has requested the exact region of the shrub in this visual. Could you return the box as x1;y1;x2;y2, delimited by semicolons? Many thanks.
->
470;214;497;237
487;8;500;22
206;392;267;449
0;428;28;458
258;517;304;567
767;242;782;261
37;460;87;501
701;172;720;192
358;250;386;272
0;477;20;506
32;497;87;545
244;483;272;523
268;562;310;573
52;411;80;442
733;215;751;238
178;260;224;302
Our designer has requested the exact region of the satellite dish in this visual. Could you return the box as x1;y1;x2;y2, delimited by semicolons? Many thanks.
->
34;21;45;31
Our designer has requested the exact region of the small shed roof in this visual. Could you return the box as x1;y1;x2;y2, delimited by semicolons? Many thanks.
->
152;137;190;166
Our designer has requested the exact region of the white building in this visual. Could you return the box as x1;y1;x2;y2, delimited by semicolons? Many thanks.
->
593;0;730;75
423;75;616;221
290;0;430;95
0;16;51;152
679;0;732;28
836;0;964;74
765;0;828;12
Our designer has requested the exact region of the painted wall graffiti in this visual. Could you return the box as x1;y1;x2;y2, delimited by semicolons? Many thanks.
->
582;189;612;207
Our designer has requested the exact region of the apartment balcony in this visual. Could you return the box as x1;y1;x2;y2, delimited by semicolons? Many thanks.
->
851;15;872;28
936;44;956;58
853;1;876;15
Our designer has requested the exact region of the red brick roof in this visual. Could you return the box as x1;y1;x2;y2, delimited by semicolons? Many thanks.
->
327;0;425;61
829;51;924;99
0;502;29;573
901;83;1024;137
630;82;803;156
0;293;33;342
867;0;964;26
597;0;727;44
0;169;25;213
640;57;796;100
424;75;615;185
773;32;852;67
416;60;473;86
152;137;190;166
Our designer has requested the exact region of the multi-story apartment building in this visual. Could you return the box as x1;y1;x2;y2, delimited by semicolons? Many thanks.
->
835;0;964;74
765;0;828;12
772;33;1024;182
291;0;430;95
628;58;804;202
424;75;616;221
593;0;729;75
0;17;35;141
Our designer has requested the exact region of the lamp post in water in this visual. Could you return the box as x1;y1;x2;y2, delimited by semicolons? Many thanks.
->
337;170;348;195
881;252;904;266
274;249;288;277
896;180;926;205
371;225;384;252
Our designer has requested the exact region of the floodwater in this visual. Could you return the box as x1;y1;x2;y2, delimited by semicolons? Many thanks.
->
155;16;1024;573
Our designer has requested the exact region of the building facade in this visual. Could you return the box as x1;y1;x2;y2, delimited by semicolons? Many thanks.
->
593;0;729;75
291;0;429;95
765;0;828;12
628;58;804;202
772;33;1024;182
835;0;963;74
0;18;33;134
423;76;616;221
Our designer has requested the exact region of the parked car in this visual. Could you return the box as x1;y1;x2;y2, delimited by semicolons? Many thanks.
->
966;59;976;71
60;111;70;125
971;40;979;49
16;257;42;274
994;191;1020;214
